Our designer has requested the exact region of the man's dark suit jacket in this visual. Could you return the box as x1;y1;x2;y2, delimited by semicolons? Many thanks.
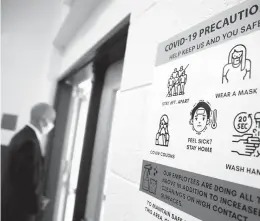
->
2;126;45;221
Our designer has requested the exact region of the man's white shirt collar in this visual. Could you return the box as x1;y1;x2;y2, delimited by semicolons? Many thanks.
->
27;124;44;155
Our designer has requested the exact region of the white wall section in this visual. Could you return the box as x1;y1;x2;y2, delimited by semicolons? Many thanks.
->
1;0;64;145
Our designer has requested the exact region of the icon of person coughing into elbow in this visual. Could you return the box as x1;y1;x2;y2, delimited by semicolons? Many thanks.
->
155;114;170;146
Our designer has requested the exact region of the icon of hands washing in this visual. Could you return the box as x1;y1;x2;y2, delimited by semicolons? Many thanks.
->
232;134;260;156
232;112;260;157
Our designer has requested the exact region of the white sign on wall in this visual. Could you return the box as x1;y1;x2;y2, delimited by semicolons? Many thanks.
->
140;0;260;221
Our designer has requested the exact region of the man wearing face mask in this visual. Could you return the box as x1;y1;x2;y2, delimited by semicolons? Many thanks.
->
2;103;56;221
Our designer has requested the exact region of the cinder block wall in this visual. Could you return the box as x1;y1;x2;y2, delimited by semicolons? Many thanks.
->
52;0;247;220
99;1;246;220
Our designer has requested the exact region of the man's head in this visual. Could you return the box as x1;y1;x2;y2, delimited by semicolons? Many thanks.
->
180;66;183;71
30;103;56;135
190;101;211;133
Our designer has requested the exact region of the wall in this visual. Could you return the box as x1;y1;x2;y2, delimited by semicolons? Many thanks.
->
1;0;64;145
85;0;249;221
2;0;252;220
55;0;158;77
45;0;254;220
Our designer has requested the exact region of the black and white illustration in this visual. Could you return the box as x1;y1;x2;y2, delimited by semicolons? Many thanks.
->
222;44;252;84
232;112;260;157
189;101;217;135
142;164;158;195
155;114;170;146
167;64;188;97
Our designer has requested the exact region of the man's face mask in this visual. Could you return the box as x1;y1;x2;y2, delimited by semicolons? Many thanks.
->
41;120;54;135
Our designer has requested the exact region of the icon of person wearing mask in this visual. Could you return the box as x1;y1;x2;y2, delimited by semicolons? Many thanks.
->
190;101;217;135
222;44;251;84
155;114;170;146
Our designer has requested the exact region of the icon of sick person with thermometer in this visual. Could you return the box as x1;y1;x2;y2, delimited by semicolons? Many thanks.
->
190;101;217;135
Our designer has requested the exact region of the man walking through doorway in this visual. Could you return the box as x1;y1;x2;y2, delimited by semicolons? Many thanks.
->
2;103;56;221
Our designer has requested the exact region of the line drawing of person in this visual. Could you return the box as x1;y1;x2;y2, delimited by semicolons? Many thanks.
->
179;70;187;95
155;114;170;146
190;101;217;135
179;65;184;75
222;44;251;84
172;68;178;96
167;74;174;97
176;66;183;95
173;71;179;96
167;68;178;97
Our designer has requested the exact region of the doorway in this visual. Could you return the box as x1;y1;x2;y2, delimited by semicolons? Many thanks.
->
54;77;93;221
44;16;129;221
72;21;129;221
84;60;124;221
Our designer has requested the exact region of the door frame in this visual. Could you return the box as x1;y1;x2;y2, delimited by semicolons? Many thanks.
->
73;20;129;221
85;60;124;221
42;81;73;221
43;15;130;221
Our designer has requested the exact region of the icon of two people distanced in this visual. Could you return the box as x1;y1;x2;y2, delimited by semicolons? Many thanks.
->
167;64;188;97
